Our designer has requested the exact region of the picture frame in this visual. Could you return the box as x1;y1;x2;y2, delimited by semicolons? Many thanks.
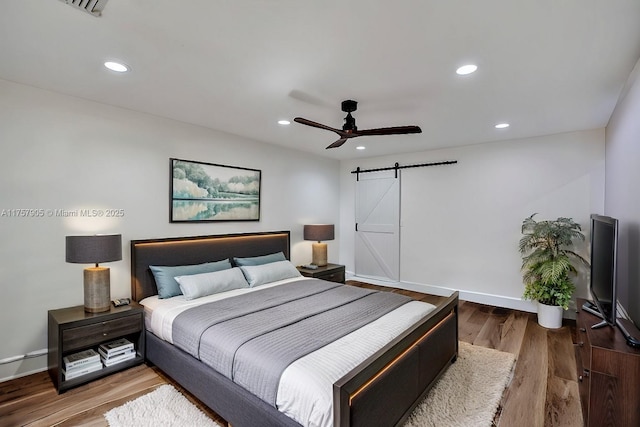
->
170;158;261;222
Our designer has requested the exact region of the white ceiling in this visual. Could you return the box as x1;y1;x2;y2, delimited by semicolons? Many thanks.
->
2;1;639;160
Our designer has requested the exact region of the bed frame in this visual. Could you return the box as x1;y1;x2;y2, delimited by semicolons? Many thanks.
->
131;231;459;427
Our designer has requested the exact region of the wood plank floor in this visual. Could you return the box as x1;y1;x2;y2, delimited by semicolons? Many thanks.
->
0;282;583;426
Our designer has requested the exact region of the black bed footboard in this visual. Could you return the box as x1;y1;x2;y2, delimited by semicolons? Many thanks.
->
333;291;459;427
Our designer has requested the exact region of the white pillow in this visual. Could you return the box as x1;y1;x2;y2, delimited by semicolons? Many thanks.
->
240;260;301;287
175;267;249;300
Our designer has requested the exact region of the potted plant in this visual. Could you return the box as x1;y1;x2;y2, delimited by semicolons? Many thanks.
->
519;213;589;328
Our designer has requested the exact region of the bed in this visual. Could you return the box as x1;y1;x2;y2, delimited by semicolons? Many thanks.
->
131;231;458;427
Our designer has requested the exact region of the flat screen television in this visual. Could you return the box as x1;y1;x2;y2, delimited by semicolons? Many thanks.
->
587;214;618;329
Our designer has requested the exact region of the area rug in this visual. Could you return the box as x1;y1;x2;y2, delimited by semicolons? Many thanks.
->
403;341;516;427
104;384;222;427
105;342;515;427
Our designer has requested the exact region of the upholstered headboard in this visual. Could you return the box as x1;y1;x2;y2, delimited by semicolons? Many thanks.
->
130;231;291;302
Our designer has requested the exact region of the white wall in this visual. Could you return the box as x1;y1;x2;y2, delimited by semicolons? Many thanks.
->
340;129;605;310
0;79;340;380
605;58;640;328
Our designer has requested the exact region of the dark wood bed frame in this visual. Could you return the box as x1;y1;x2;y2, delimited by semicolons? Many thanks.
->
131;231;459;427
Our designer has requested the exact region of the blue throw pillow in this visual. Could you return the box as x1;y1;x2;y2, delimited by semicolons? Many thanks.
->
150;259;232;298
233;251;286;267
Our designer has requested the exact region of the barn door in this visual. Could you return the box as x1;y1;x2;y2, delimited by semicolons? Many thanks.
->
355;170;400;282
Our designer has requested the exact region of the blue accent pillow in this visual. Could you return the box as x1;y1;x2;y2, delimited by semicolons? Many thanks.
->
149;259;232;298
239;260;301;287
175;267;249;300
233;251;286;267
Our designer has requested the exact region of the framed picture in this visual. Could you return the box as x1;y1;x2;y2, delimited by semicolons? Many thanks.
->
170;158;261;222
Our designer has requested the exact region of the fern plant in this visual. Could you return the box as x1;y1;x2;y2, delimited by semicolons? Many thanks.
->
519;214;589;309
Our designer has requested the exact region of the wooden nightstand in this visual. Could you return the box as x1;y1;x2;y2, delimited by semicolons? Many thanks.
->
47;302;145;393
297;263;345;283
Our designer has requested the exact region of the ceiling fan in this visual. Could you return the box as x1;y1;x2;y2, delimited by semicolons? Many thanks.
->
294;100;422;149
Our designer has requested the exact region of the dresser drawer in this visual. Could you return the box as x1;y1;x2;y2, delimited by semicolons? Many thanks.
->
576;316;591;370
62;313;142;351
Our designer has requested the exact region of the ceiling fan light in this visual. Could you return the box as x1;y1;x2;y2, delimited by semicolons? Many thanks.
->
495;123;510;129
456;64;477;75
356;146;366;150
278;120;290;125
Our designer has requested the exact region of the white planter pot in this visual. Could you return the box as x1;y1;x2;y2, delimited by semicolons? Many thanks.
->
537;302;563;329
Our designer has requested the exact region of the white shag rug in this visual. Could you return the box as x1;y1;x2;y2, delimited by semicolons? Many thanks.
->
105;342;515;427
403;341;516;427
104;384;222;427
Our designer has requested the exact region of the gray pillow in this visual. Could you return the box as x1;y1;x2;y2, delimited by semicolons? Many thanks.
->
240;260;301;287
150;259;232;298
233;251;286;267
175;267;249;300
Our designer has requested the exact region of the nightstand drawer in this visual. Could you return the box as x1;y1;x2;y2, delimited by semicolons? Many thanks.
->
297;263;346;284
317;270;345;283
62;313;142;351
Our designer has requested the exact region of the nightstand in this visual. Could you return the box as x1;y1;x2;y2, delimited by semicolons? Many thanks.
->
297;263;345;283
47;302;145;393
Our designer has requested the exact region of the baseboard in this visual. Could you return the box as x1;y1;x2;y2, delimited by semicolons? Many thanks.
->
0;366;47;383
0;349;48;383
346;272;577;320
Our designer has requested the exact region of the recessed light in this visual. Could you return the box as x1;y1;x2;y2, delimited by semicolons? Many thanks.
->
356;146;366;150
278;120;291;125
456;64;477;75
104;61;129;73
495;123;510;129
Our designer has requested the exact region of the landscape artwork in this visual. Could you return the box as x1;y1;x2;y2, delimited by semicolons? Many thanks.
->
170;158;261;222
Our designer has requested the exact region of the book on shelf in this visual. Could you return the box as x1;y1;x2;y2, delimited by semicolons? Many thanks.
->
99;338;134;357
98;345;135;360
63;349;100;370
63;360;102;380
101;349;136;367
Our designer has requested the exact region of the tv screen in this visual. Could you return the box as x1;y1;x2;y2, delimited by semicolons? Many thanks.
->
589;214;618;328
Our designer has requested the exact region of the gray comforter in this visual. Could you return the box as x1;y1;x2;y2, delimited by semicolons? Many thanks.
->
172;279;411;406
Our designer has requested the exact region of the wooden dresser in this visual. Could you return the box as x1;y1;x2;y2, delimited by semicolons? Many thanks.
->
575;298;640;426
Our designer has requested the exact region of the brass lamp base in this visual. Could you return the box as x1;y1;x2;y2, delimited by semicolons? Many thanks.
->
311;242;328;267
84;267;111;313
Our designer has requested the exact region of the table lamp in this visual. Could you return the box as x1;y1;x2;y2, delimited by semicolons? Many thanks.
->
66;234;122;313
303;224;334;267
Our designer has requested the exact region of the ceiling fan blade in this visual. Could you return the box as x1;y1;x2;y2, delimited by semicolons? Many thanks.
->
294;117;342;134
326;138;349;149
356;125;422;136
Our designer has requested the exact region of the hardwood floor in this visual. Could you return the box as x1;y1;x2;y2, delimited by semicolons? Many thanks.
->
0;282;583;427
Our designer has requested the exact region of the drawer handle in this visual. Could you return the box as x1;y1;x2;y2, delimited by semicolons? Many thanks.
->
583;370;590;378
578;342;584;347
578;375;583;382
103;333;108;336
579;327;586;332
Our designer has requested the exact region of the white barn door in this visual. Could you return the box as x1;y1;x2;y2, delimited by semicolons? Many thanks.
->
355;170;400;282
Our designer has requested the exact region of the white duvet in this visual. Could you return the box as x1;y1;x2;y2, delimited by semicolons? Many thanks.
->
141;277;435;427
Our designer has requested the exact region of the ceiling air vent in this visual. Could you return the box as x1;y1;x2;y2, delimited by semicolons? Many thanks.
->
59;0;109;17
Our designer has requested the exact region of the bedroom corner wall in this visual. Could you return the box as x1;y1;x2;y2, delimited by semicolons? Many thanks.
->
604;57;640;328
0;79;340;381
339;129;605;312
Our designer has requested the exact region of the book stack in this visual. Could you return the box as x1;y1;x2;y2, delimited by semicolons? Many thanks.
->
99;338;136;367
62;349;102;380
